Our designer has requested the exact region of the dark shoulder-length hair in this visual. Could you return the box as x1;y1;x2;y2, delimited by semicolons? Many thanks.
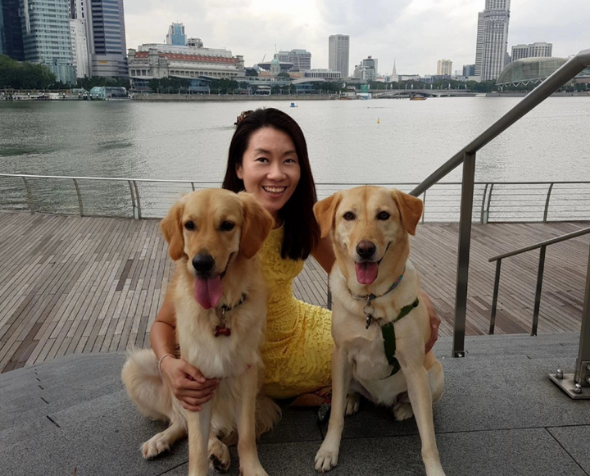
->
222;108;319;261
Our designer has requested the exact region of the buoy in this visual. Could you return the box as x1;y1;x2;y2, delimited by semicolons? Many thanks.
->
377;118;380;124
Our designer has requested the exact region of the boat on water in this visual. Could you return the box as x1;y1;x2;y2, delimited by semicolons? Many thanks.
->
410;96;427;101
234;110;253;126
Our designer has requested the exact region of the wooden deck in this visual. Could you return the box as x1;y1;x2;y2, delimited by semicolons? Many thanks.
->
0;211;588;373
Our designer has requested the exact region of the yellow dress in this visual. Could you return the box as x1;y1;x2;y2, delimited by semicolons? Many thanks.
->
258;226;333;399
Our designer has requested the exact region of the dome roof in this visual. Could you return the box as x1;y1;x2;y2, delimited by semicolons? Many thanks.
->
497;57;568;85
270;58;280;65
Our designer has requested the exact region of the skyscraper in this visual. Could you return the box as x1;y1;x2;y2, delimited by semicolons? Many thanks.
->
475;0;511;81
0;0;25;60
88;0;127;77
20;0;76;84
329;34;349;78
166;23;186;46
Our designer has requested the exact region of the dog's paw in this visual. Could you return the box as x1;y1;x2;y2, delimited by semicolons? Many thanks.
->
239;462;269;476
315;445;339;473
393;401;414;421
209;438;231;472
345;393;360;416
141;433;170;459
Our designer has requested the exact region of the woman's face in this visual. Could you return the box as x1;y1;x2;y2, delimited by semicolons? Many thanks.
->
237;127;301;222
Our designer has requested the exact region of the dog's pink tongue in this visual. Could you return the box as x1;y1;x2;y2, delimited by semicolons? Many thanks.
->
355;262;379;285
194;277;222;309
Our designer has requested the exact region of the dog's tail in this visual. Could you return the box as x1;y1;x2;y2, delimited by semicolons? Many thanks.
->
256;393;282;437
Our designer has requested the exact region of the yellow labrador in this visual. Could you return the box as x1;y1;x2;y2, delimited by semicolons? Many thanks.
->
122;189;280;476
313;186;445;476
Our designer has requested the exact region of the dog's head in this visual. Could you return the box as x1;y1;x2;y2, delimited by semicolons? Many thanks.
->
314;186;422;287
160;189;274;309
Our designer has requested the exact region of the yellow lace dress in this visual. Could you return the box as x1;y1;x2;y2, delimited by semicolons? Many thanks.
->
258;226;333;399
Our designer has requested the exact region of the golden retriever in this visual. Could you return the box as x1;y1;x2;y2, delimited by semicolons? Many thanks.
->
122;189;280;476
313;186;445;476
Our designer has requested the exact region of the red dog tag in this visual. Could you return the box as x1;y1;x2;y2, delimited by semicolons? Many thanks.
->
214;325;231;337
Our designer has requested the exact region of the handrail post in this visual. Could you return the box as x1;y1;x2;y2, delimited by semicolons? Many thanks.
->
550;240;590;399
543;183;554;222
480;183;489;224
489;259;501;335
453;151;476;357
531;245;547;336
133;181;142;219
128;180;138;219
72;178;84;216
22;177;34;214
422;190;426;224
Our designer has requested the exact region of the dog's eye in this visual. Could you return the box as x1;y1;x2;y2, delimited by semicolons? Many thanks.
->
343;212;355;221
184;220;195;231
377;211;390;221
220;221;235;231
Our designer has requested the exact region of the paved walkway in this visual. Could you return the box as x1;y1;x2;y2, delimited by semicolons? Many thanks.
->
1;211;589;373
1;333;589;475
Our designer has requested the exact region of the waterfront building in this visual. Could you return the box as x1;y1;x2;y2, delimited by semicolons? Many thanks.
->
128;41;244;90
19;0;76;84
274;49;311;71
70;18;89;78
496;57;568;87
474;0;511;81
463;64;476;77
437;59;452;76
87;0;127;77
354;56;377;81
329;34;349;78
512;42;552;61
303;69;341;80
0;0;24;60
166;23;186;46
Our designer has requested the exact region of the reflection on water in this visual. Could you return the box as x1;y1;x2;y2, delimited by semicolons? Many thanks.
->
1;97;589;215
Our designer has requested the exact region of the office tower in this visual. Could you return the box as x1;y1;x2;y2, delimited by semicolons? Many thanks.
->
437;59;452;76
20;0;76;83
329;34;349;78
0;0;25;60
511;44;528;61
463;64;476;76
274;49;311;71
88;0;128;77
166;23;186;46
475;0;511;81
70;19;89;78
511;42;552;62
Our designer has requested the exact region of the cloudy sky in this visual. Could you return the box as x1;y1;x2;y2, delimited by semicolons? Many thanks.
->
124;0;590;76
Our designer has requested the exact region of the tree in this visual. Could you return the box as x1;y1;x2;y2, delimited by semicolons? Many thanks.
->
245;69;258;77
277;71;291;80
0;55;56;89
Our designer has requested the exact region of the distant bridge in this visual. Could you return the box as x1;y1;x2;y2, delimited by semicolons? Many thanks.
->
372;89;477;98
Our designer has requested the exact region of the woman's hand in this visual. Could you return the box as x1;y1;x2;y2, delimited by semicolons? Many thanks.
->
420;291;441;354
160;356;219;412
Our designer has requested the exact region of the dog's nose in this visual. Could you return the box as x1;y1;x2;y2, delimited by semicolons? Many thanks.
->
192;253;215;274
356;241;376;259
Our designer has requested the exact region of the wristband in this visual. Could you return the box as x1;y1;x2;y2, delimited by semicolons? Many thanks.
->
158;353;175;379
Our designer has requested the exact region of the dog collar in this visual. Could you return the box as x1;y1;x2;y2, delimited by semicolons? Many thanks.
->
348;267;406;329
213;293;246;337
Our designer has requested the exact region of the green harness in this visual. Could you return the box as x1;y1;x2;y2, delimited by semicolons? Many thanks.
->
380;298;420;377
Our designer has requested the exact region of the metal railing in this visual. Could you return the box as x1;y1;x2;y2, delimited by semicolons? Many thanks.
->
488;226;590;336
2;174;590;224
408;48;590;358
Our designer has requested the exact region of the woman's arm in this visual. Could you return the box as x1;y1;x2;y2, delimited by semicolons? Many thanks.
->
311;235;336;274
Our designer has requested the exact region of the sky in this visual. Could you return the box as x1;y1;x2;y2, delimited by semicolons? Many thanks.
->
123;0;590;76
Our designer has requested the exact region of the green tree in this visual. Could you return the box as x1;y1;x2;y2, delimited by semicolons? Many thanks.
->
277;71;291;80
0;55;56;89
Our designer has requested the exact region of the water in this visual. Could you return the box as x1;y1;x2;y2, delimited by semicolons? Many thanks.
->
0;97;589;219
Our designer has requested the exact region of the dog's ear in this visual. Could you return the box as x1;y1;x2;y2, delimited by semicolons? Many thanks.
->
313;192;342;238
391;189;423;236
239;193;274;259
160;199;186;260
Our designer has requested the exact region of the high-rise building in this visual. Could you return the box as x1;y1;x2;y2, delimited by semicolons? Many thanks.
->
511;42;552;62
0;0;25;60
354;56;377;81
274;49;311;71
166;23;186;46
88;0;128;77
329;34;349;78
475;0;511;81
20;0;76;84
463;64;476;77
70;19;89;78
437;59;452;76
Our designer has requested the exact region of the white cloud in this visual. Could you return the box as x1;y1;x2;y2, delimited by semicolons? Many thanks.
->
122;0;590;76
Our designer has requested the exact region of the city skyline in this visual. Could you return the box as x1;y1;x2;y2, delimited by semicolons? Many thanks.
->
123;0;589;77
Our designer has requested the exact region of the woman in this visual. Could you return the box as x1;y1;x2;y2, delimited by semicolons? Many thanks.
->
151;108;440;412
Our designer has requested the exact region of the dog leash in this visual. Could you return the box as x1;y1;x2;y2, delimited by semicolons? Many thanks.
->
214;293;247;337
